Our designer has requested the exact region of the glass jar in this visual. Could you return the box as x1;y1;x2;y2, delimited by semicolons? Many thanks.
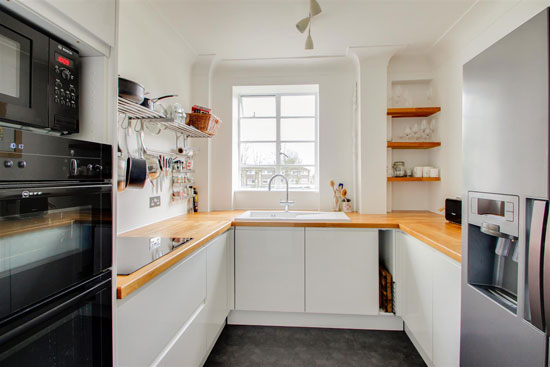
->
392;161;405;177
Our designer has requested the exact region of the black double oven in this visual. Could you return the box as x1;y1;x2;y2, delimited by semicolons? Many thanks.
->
0;127;113;366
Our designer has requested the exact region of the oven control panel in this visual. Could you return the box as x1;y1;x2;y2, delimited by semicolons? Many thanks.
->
49;39;79;134
0;127;111;182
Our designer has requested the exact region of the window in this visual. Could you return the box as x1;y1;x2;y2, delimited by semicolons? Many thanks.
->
237;90;318;190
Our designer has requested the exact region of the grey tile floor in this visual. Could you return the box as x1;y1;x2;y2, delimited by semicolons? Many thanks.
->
204;325;426;367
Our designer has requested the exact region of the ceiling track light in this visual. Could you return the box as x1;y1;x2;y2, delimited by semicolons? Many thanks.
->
295;0;322;50
305;23;314;50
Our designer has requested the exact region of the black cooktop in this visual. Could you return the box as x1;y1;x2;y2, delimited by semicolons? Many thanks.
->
116;237;193;275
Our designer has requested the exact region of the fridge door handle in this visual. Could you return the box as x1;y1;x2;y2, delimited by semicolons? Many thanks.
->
543;206;550;334
528;200;547;331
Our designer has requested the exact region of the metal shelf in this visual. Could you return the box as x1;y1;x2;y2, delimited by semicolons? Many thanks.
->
118;97;212;138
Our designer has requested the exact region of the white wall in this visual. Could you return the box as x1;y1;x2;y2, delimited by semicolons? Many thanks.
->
207;57;356;211
116;0;197;233
427;0;550;209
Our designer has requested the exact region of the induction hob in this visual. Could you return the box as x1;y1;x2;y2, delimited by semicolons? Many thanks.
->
117;237;193;275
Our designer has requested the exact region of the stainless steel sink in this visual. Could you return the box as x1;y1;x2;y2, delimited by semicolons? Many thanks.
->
234;211;351;222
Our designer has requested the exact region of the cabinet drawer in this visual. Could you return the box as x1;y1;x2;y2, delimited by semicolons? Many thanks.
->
117;250;207;367
158;304;207;367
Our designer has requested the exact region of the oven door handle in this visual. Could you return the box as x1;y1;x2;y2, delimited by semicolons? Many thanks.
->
0;184;112;200
0;276;111;347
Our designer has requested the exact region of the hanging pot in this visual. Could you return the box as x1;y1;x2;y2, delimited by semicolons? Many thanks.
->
126;157;147;189
118;77;145;104
140;94;178;110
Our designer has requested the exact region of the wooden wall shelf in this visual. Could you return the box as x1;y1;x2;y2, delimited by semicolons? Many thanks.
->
387;142;441;149
388;177;440;182
387;107;441;118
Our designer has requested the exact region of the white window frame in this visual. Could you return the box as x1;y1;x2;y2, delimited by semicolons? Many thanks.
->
237;92;319;191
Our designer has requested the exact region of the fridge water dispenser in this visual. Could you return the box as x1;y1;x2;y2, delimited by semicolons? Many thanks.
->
467;192;519;313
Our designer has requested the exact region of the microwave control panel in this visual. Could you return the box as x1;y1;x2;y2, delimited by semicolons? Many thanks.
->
49;39;79;134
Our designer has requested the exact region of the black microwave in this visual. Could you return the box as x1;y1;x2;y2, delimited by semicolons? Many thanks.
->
0;8;80;134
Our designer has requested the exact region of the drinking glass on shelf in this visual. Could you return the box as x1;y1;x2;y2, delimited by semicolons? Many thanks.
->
404;126;412;141
430;119;437;140
421;120;429;141
411;123;420;141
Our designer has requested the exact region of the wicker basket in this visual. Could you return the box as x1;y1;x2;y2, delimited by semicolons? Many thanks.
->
185;113;221;136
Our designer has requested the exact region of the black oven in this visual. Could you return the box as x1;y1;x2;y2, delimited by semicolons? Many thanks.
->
0;7;80;134
0;127;112;366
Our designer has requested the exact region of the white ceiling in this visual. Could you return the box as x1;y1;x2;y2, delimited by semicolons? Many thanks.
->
150;0;479;59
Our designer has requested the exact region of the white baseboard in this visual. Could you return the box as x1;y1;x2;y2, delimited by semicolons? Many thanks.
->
228;310;404;330
405;323;433;367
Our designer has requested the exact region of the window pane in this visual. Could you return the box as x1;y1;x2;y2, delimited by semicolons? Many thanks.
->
240;143;276;166
281;143;315;165
281;166;316;189
240;166;276;189
240;118;276;141
281;95;315;117
241;96;275;117
281;118;315;141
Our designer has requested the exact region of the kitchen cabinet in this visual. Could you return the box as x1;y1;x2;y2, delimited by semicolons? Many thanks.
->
117;249;207;367
18;0;116;47
432;252;461;367
117;230;233;367
235;227;305;312
397;231;461;367
205;231;232;351
399;231;434;361
305;228;379;315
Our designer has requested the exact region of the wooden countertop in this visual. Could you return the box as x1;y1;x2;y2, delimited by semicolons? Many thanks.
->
116;210;461;299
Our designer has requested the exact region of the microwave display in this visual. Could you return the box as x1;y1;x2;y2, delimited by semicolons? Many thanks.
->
55;52;73;68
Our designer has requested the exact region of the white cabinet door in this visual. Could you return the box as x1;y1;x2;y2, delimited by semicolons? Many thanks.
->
305;228;379;315
432;253;461;367
399;232;434;361
157;305;207;367
205;231;230;351
235;227;305;312
117;250;207;367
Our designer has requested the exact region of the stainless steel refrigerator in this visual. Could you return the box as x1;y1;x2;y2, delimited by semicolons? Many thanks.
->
462;8;550;367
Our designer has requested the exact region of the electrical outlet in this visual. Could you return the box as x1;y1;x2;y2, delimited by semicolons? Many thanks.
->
149;196;161;208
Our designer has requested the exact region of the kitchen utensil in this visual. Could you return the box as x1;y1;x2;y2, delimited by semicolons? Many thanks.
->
123;125;147;188
413;167;423;177
141;94;178;110
117;145;127;192
118;77;145;104
406;168;412;177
